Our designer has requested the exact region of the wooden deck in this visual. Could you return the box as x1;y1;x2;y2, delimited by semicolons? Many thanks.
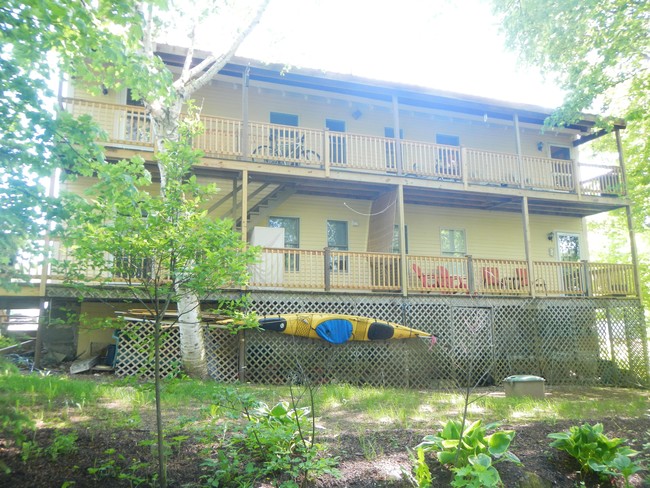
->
64;98;625;199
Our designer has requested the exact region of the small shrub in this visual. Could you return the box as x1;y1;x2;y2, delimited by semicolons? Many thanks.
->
46;431;78;460
451;453;501;487
417;419;520;467
416;419;521;487
202;390;339;487
548;422;642;486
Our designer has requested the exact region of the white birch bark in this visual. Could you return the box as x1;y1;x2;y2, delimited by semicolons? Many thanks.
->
141;0;269;378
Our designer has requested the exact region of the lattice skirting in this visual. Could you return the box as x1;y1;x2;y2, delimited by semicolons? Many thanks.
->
114;293;650;388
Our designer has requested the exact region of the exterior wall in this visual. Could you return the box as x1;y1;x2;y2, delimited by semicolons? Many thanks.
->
264;194;583;259
75;302;127;359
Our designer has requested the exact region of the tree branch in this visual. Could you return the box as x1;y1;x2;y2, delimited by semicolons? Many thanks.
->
176;0;270;98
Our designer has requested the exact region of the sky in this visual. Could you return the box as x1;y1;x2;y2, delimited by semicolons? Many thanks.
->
228;0;566;108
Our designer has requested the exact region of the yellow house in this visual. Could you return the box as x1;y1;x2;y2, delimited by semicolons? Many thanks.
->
4;44;647;387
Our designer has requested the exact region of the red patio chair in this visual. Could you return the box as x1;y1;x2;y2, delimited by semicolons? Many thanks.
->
482;267;500;288
515;268;529;288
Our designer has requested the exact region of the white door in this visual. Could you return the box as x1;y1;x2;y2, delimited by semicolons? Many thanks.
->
556;232;583;293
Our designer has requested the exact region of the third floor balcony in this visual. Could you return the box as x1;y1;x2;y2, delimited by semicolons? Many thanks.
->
64;97;626;201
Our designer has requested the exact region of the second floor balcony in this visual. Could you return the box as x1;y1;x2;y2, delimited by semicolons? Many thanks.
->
64;98;626;200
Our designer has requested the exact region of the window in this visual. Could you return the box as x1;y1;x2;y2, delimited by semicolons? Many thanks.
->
270;112;298;126
327;220;348;271
268;217;300;271
435;133;460;146
392;225;408;254
124;88;148;142
440;229;466;257
126;88;144;107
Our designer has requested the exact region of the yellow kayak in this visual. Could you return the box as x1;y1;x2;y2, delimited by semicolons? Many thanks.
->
258;313;431;344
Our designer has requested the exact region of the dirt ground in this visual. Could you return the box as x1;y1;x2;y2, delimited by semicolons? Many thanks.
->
0;372;648;487
2;417;648;487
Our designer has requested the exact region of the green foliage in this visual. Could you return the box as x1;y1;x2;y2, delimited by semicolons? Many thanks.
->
0;0;147;288
45;431;78;460
548;422;641;485
403;447;433;488
492;0;650;317
416;419;520;488
56;108;257;302
418;419;520;468
88;448;155;486
451;453;501;487
202;390;339;487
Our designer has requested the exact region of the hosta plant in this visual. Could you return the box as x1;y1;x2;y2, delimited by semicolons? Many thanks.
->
417;419;521;468
548;423;641;486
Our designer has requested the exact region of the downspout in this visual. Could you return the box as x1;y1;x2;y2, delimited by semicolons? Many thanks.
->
521;196;536;298
513;113;524;188
392;95;403;176
397;184;408;297
241;65;250;159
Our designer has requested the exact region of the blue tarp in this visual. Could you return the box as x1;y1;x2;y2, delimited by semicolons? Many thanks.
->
315;319;353;344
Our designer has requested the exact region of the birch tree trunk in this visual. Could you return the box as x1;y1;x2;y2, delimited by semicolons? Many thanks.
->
141;0;270;378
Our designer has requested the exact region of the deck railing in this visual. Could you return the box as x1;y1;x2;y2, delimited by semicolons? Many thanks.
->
13;244;637;298
63;98;626;197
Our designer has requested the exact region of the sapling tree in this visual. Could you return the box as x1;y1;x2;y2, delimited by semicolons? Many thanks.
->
57;110;258;486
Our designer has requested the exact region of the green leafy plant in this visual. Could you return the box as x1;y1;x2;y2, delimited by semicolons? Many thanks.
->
548;423;641;486
88;448;154;487
451;453;501;487
418;419;520;467
202;390;339;487
417;419;520;487
46;431;78;460
402;447;433;487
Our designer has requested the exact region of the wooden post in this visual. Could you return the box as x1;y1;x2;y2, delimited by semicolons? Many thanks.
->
521;196;536;298
241;170;248;244
581;260;592;296
625;206;642;299
513;114;524;188
323;128;330;177
466;255;475;294
241;66;250;159
324;247;331;292
615;130;642;299
392;95;403;176
397;184;408;297
461;147;469;189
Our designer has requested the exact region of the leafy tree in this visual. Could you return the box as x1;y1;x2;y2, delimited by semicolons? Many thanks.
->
58;110;258;486
0;1;142;286
3;0;270;376
491;0;650;309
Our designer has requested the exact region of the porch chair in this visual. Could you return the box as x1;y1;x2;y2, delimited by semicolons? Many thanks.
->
515;268;529;288
482;267;500;290
435;266;453;289
411;264;434;288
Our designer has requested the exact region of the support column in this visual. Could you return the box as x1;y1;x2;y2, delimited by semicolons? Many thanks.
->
241;170;248;244
397;184;408;297
615;129;642;299
392;95;403;175
521;196;536;298
241;66;250;159
513;113;524;189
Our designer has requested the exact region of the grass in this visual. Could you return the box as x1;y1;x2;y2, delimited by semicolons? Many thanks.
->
1;360;648;434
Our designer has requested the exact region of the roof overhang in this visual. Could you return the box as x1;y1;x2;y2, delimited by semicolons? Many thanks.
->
155;44;626;137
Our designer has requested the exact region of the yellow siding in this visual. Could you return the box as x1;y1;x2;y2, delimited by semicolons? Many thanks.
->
76;302;129;359
260;195;584;260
